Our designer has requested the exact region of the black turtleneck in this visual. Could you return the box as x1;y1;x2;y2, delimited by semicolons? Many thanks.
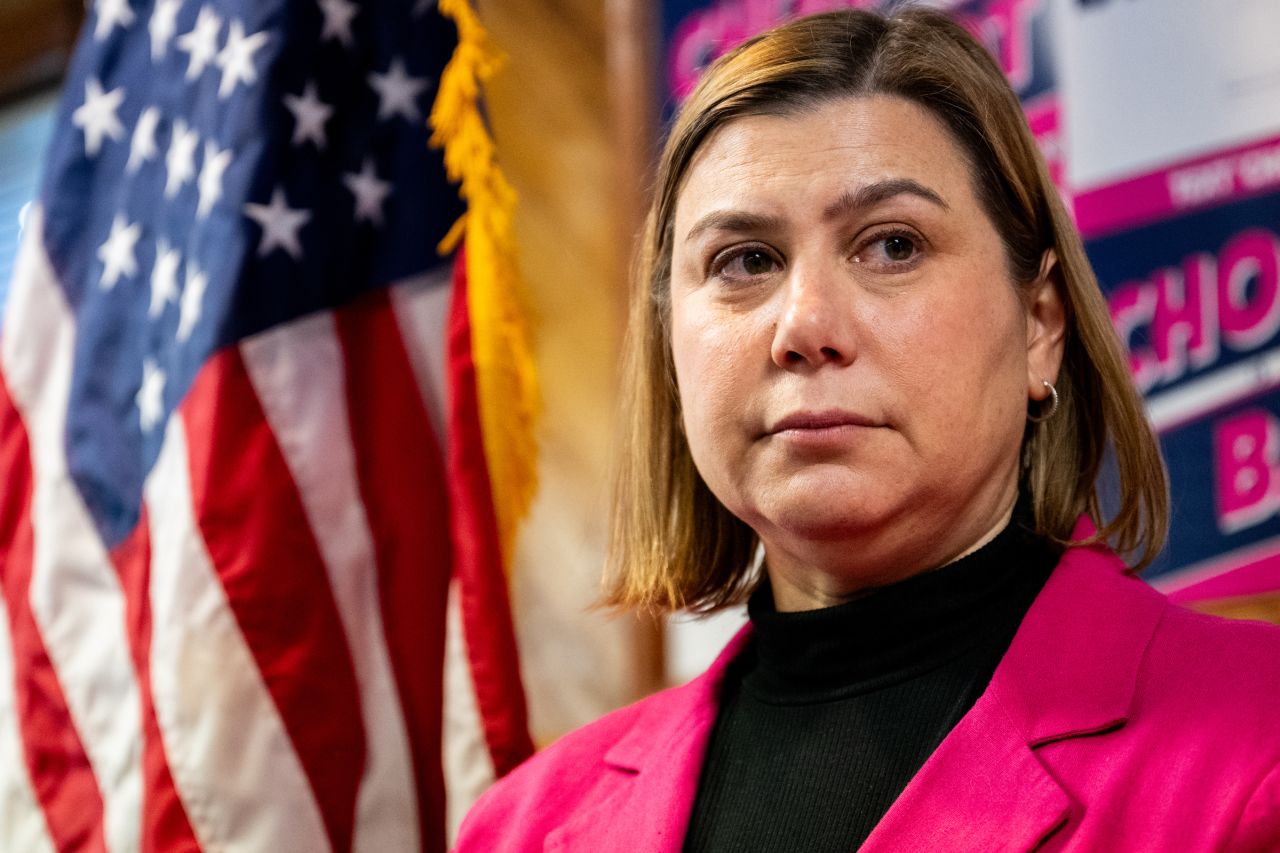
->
681;514;1058;853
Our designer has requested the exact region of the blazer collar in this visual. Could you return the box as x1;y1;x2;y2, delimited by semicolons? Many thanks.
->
604;627;751;772
863;521;1168;850
545;630;751;852
990;519;1167;747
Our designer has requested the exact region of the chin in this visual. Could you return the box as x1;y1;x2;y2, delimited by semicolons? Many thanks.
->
750;494;896;543
739;467;904;536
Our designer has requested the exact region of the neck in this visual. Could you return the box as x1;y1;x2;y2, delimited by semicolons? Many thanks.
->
765;494;1019;613
744;514;1054;699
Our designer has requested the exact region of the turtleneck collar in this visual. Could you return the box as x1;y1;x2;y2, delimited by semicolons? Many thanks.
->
743;510;1058;704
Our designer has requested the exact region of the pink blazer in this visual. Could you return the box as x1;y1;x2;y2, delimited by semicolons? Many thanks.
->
456;538;1280;852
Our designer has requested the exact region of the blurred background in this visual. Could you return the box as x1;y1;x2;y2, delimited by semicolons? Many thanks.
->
2;0;1280;761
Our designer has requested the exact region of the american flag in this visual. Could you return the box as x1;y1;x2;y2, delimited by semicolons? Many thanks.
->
0;0;535;849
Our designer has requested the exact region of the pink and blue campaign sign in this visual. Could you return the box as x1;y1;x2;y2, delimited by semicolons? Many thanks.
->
659;0;1280;604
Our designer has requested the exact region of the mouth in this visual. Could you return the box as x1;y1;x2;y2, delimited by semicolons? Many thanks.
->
764;409;883;437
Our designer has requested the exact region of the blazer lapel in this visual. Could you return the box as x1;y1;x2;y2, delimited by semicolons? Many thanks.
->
859;692;1070;853
990;535;1166;749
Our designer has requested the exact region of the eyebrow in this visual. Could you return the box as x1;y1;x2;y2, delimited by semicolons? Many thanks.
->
684;210;785;243
822;178;950;220
684;178;950;243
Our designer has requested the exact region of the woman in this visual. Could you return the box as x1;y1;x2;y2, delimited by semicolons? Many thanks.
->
457;8;1280;851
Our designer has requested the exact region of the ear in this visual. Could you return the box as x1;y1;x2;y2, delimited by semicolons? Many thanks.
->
1025;249;1066;401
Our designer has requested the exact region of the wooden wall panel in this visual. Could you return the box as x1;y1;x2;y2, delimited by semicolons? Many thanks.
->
0;0;81;102
1193;594;1280;625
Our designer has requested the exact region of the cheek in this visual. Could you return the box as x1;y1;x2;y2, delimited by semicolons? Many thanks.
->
884;284;1028;440
672;315;728;426
670;302;761;452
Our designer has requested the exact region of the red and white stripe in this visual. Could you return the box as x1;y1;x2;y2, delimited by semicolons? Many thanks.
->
2;208;140;853
0;209;530;851
0;589;57;853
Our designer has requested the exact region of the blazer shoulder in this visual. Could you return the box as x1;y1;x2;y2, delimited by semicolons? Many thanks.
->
1067;546;1280;703
1142;601;1280;734
1153;602;1280;680
453;680;697;852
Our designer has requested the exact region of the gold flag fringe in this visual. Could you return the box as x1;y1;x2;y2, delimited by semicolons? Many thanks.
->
430;0;539;570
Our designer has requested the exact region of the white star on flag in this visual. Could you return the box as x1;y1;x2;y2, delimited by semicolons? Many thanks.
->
176;5;222;80
368;58;429;122
216;20;270;99
197;141;233;218
165;119;200;199
149;239;181;318
318;0;359;47
244;187;311;259
148;0;181;61
136;357;166;432
98;214;142;289
127;105;161;173
94;0;136;42
283;82;333;148
177;262;208;342
72;77;126;158
344;159;392;226
412;0;437;17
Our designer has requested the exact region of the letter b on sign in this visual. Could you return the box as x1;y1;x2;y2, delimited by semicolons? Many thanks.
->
1215;410;1280;534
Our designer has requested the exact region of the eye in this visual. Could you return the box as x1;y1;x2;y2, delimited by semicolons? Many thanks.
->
739;250;776;275
854;229;925;270
883;235;916;262
711;245;781;283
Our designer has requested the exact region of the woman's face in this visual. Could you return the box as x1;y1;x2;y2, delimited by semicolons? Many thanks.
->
668;95;1064;608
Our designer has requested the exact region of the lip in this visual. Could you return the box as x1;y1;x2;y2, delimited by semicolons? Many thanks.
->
765;409;883;436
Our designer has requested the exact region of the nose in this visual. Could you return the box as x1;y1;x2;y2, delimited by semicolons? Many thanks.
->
769;262;857;369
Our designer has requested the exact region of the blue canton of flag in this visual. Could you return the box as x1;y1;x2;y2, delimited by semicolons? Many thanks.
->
45;0;463;548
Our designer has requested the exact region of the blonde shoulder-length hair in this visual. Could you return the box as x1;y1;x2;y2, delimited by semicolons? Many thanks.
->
605;7;1168;613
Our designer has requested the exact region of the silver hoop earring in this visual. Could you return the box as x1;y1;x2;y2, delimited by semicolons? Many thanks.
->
1028;379;1059;423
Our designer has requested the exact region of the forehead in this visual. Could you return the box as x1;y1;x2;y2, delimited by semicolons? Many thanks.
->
673;95;979;227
